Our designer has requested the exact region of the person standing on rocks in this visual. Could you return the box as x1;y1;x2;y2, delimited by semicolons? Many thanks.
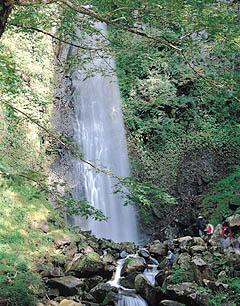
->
221;221;233;248
196;216;207;237
165;250;175;269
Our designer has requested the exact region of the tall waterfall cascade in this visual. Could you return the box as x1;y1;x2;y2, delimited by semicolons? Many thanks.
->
70;21;138;243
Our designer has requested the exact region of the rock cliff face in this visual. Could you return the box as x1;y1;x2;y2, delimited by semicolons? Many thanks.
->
35;215;239;306
149;148;240;241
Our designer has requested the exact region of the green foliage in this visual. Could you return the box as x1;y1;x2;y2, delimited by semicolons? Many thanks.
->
58;197;107;221
115;176;176;224
201;166;240;225
0;252;42;306
170;266;195;284
208;292;227;306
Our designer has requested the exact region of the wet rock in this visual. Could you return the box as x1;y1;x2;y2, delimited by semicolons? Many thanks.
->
155;269;167;287
48;276;84;296
120;271;139;289
119;242;136;254
59;300;83;306
121;256;146;276
135;274;167;306
83;276;104;291
89;283;117;304
120;251;129;259
102;253;116;265
138;248;150;259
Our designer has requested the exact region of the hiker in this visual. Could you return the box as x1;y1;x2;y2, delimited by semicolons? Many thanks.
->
196;216;207;237
165;250;175;269
206;223;214;236
220;221;233;249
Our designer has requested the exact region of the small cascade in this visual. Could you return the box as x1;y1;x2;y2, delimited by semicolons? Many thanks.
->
143;257;159;286
108;254;159;306
117;293;148;306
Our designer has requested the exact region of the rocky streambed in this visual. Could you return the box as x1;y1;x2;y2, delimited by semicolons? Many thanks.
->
35;215;240;306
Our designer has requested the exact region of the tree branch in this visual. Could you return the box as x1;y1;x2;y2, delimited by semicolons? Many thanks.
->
5;0;182;51
11;23;104;51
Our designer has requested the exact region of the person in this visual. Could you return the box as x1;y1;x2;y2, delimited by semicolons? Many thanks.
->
196;216;207;237
165;250;175;269
206;223;214;236
220;221;233;249
221;221;232;240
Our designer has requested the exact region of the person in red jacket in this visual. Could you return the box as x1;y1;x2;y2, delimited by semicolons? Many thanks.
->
221;221;233;240
220;221;233;249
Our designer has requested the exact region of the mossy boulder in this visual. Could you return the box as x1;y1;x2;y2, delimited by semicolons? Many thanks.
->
66;252;113;279
121;256;146;276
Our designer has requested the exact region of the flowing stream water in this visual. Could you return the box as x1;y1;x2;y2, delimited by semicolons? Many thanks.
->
70;21;138;242
108;255;159;306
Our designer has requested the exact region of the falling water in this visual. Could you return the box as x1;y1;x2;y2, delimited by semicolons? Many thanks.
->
117;293;148;306
70;21;138;242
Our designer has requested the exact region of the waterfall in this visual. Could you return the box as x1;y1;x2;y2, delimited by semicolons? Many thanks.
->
70;21;138;243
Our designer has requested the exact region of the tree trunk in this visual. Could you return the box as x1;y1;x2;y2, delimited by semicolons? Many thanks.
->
0;0;12;38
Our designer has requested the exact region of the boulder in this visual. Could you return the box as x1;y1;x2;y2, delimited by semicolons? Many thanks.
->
66;252;113;279
155;269;167;287
192;237;206;246
149;241;167;258
191;257;213;284
202;279;228;291
54;235;73;248
83;276;104;291
226;214;240;227
190;246;207;255
59;300;83;306
102;253;116;265
138;248;150;259
176;253;191;269
89;283;117;304
135;274;167;306
166;282;208;306
119;242;136;254
30;220;49;233
121;256;146;276
120;251;129;259
174;236;193;251
120;271;139;289
41;264;64;278
48;276;84;296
